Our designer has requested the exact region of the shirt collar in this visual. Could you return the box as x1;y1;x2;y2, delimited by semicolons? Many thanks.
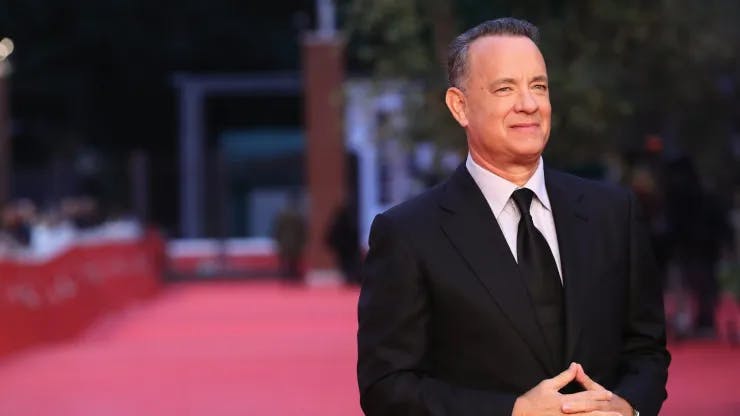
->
465;153;551;218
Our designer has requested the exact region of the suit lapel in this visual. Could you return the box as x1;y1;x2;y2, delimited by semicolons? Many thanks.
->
439;165;556;374
545;169;591;366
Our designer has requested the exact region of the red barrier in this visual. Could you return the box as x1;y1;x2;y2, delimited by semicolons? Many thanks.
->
0;232;164;358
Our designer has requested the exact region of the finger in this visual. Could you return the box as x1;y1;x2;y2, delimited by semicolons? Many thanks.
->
561;395;612;414
548;362;578;390
562;389;613;403
576;364;606;391
562;401;603;414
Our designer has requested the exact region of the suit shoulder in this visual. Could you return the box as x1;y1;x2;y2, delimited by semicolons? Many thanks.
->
379;182;445;226
547;168;631;200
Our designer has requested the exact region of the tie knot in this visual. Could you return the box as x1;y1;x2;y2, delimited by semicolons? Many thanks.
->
511;188;535;217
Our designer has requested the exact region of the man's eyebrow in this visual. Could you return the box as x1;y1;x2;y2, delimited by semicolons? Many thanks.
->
488;75;548;88
490;78;516;86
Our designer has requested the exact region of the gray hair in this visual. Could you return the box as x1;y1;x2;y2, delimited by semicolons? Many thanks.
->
447;18;540;89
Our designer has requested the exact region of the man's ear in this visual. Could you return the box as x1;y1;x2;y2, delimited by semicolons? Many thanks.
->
445;87;468;127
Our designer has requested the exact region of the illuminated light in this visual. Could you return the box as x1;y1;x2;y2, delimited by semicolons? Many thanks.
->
0;38;14;60
0;38;14;54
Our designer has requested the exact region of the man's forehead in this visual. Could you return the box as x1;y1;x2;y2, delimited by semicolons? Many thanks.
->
467;35;546;74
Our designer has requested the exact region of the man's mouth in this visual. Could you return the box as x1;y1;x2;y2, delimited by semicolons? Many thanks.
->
510;123;540;132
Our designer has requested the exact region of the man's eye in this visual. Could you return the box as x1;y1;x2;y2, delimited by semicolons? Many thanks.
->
533;84;548;90
495;87;512;93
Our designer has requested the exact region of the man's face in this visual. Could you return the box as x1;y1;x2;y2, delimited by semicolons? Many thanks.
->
448;35;551;167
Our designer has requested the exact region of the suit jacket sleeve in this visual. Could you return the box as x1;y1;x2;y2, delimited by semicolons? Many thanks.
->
613;191;671;416
357;213;518;416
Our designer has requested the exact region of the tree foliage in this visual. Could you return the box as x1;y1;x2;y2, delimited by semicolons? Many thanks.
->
343;0;740;182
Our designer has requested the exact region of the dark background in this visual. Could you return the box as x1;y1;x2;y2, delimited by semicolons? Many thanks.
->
2;0;740;241
1;0;315;234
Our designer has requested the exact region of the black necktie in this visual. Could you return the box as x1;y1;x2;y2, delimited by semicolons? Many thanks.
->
511;188;564;367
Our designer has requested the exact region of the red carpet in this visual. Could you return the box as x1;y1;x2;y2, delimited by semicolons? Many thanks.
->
661;341;740;415
0;281;737;415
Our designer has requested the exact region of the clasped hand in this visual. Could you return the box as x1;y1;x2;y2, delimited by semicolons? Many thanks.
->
512;362;633;416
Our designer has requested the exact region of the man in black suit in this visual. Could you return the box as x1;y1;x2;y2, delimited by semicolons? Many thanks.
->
357;18;669;416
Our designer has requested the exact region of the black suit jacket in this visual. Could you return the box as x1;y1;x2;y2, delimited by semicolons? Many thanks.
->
357;164;670;416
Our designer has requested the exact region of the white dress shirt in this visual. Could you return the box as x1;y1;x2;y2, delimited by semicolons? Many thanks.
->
465;154;563;281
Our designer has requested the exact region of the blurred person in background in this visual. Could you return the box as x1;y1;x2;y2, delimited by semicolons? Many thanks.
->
30;204;77;258
357;18;669;416
0;199;36;249
732;188;740;261
26;195;142;258
326;201;361;285
273;199;307;282
62;196;103;230
629;165;669;286
661;156;733;336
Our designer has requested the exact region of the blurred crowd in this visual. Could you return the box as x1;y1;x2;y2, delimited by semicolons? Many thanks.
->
0;196;142;259
627;150;740;340
272;199;361;286
4;148;735;341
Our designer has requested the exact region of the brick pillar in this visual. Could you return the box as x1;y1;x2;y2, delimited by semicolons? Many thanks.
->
0;62;11;205
302;34;345;284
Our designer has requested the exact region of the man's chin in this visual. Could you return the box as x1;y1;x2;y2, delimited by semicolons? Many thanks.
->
511;145;546;161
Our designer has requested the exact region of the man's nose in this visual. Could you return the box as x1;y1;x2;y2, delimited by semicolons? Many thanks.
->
514;89;539;113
